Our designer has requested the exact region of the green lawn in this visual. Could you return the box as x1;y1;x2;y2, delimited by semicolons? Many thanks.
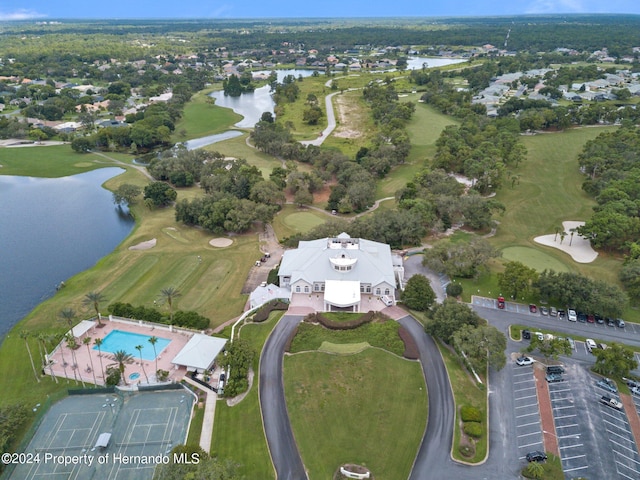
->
0;145;127;177
172;88;242;142
271;204;329;241
211;312;283;480
284;349;427;480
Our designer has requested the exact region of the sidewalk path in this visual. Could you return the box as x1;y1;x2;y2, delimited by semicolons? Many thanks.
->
182;375;217;453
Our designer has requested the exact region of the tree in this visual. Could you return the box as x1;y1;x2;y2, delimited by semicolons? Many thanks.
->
423;238;500;278
303;105;323;125
113;350;133;385
294;188;313;207
143;181;177;207
83;291;106;326
401;274;436;311
497;261;538;300
83;336;97;386
426;298;483;344
135;345;149;384
112;184;142;206
453;324;507;371
149;336;159;379
525;336;572;362
65;333;84;386
58;307;76;330
20;330;40;383
592;342;637;378
158;287;181;323
94;337;106;383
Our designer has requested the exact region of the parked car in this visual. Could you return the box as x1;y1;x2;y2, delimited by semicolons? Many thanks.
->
534;331;544;341
586;338;596;353
598;343;608;350
497;296;505;309
522;329;531;340
606;317;616;327
558;309;566;319
529;304;538;313
568;309;577;322
596;378;617;393
546;373;564;383
626;378;640;389
540;306;549;316
587;314;595;323
547;365;565;375
632;386;640;396
600;396;623;411
616;318;626;328
526;451;548;463
567;338;576;350
550;307;558;317
595;314;604;324
516;356;534;366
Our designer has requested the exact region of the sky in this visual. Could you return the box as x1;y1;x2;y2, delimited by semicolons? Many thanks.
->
1;0;639;21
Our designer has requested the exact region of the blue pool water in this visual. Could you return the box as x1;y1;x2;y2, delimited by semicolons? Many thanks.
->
129;372;140;380
95;330;170;361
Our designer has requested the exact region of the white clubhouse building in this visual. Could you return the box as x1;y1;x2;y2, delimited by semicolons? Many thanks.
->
278;233;403;312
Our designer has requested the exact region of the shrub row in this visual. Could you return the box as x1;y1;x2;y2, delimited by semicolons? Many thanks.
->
398;325;419;359
303;311;379;330
107;302;210;329
460;405;482;423
253;299;289;323
463;422;483;438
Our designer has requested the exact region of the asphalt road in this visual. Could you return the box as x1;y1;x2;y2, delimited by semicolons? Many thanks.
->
259;314;308;480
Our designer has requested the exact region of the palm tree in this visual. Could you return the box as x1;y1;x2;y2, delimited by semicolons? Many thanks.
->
83;291;106;326
113;350;133;385
148;336;159;379
39;333;58;383
158;287;181;323
20;330;40;383
65;333;83;386
135;345;149;384
82;337;97;386
94;337;106;384
57;335;70;383
58;307;76;330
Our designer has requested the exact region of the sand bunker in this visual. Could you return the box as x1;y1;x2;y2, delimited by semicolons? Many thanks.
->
533;221;598;264
209;238;233;248
128;238;157;250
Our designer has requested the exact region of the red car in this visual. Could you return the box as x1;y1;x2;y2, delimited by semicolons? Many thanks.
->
497;296;505;309
529;304;537;313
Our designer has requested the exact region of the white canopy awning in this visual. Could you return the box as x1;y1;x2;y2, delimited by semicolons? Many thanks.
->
94;432;111;448
172;334;227;372
71;320;96;338
324;280;360;307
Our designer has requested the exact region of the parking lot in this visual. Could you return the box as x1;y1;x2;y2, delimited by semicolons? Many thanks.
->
512;363;544;460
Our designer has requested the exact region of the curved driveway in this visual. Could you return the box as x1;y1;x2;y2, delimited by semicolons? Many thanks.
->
259;314;308;480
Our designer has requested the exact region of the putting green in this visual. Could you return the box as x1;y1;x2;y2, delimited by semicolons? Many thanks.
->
501;246;570;272
283;211;325;233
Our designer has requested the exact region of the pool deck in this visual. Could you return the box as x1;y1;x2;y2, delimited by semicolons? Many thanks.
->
47;317;194;386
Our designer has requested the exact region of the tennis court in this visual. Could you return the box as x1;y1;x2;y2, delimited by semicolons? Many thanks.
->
9;388;194;480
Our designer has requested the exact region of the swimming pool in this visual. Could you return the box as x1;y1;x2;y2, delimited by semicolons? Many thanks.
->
94;330;170;361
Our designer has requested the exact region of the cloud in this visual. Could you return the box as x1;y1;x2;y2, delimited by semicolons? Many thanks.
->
0;9;47;21
525;0;587;14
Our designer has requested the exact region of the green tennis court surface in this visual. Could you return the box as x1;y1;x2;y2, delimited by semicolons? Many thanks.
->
9;389;194;480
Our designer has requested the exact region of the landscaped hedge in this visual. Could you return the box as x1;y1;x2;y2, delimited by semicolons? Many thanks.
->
463;422;483;438
107;302;210;329
460;405;482;423
253;299;289;323
303;311;382;330
398;326;419;359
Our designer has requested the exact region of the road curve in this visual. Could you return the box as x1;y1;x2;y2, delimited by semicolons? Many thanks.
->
259;314;308;480
398;315;456;479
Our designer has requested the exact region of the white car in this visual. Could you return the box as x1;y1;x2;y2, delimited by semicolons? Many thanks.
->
632;386;640;396
568;309;577;322
516;356;534;366
586;338;597;353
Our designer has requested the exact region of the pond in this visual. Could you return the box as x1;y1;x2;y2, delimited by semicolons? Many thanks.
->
0;167;135;339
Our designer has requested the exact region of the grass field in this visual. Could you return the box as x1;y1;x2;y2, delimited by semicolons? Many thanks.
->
211;312;283;480
284;349;427;480
172;89;242;142
0;145;128;177
271;204;329;240
501;246;570;273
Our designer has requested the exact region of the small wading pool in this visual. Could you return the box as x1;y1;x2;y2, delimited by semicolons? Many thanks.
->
94;330;170;360
129;372;140;380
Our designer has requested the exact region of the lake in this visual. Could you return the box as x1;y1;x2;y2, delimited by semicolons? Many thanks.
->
210;61;467;128
0;167;135;340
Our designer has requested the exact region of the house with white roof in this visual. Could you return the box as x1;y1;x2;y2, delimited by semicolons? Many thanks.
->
278;233;401;312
